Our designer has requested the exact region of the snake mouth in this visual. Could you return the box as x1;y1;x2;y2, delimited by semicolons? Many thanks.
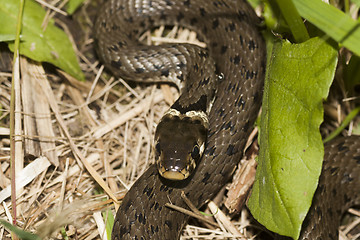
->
158;165;190;180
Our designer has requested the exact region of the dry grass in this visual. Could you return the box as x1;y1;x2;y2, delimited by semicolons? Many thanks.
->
0;1;359;240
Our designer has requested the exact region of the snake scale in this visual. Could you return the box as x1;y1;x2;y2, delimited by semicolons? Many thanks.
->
94;0;360;239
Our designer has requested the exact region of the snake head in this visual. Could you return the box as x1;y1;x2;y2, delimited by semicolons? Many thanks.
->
154;110;208;180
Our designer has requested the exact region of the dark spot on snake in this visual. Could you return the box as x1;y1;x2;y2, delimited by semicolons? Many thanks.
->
154;202;160;210
199;7;206;16
184;0;191;6
248;39;256;50
218;108;225;117
330;167;338;174
177;74;184;81
111;60;122;68
200;77;210;85
160;12;167;20
253;91;260;103
136;6;143;13
119;225;128;237
198;50;208;58
149;202;155;210
337;142;348;152
151;225;159;234
222;120;233;131
143;185;153;197
344;193;351;203
190;17;198;25
208;129;215;138
148;17;155;26
220;45;228;54
165;0;173;6
202;172;211;183
227;82;232;91
206;145;216;156
172;95;207;114
212;19;219;29
235;95;245;108
109;44;119;51
136;68;145;74
177;12;184;22
133;29;139;35
149;168;157;177
226;144;236;156
168;188;173;194
177;61;186;69
246;70;255;79
137;213;146;224
112;25;120;31
239;34;244;45
161;69;170;77
124;200;132;212
159;184;169;192
228;22;236;32
165;220;172;230
202;25;208;34
233;55;240;65
118;41;125;47
125;17;133;23
140;21;146;28
343;173;353;183
153;64;162;70
193;63;199;71
237;10;246;20
353;155;360;164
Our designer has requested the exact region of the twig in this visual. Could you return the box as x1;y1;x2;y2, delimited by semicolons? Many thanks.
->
165;202;219;228
10;0;25;228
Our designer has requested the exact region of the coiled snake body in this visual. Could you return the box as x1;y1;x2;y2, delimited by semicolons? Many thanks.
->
94;0;360;239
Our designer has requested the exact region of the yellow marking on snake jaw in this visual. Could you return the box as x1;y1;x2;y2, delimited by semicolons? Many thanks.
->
158;164;188;180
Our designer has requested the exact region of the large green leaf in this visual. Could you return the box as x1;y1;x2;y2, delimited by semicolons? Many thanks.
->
293;0;360;56
248;37;337;239
0;0;84;80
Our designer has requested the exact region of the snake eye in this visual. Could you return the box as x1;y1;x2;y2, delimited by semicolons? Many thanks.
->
155;142;161;154
191;145;200;160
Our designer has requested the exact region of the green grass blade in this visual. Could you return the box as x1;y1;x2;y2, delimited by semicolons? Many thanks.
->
0;219;41;240
275;0;309;42
323;106;360;143
293;0;360;56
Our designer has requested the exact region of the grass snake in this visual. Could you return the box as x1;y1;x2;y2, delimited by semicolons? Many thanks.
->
94;0;360;239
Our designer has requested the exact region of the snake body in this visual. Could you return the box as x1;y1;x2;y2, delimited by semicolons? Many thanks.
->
94;0;360;239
